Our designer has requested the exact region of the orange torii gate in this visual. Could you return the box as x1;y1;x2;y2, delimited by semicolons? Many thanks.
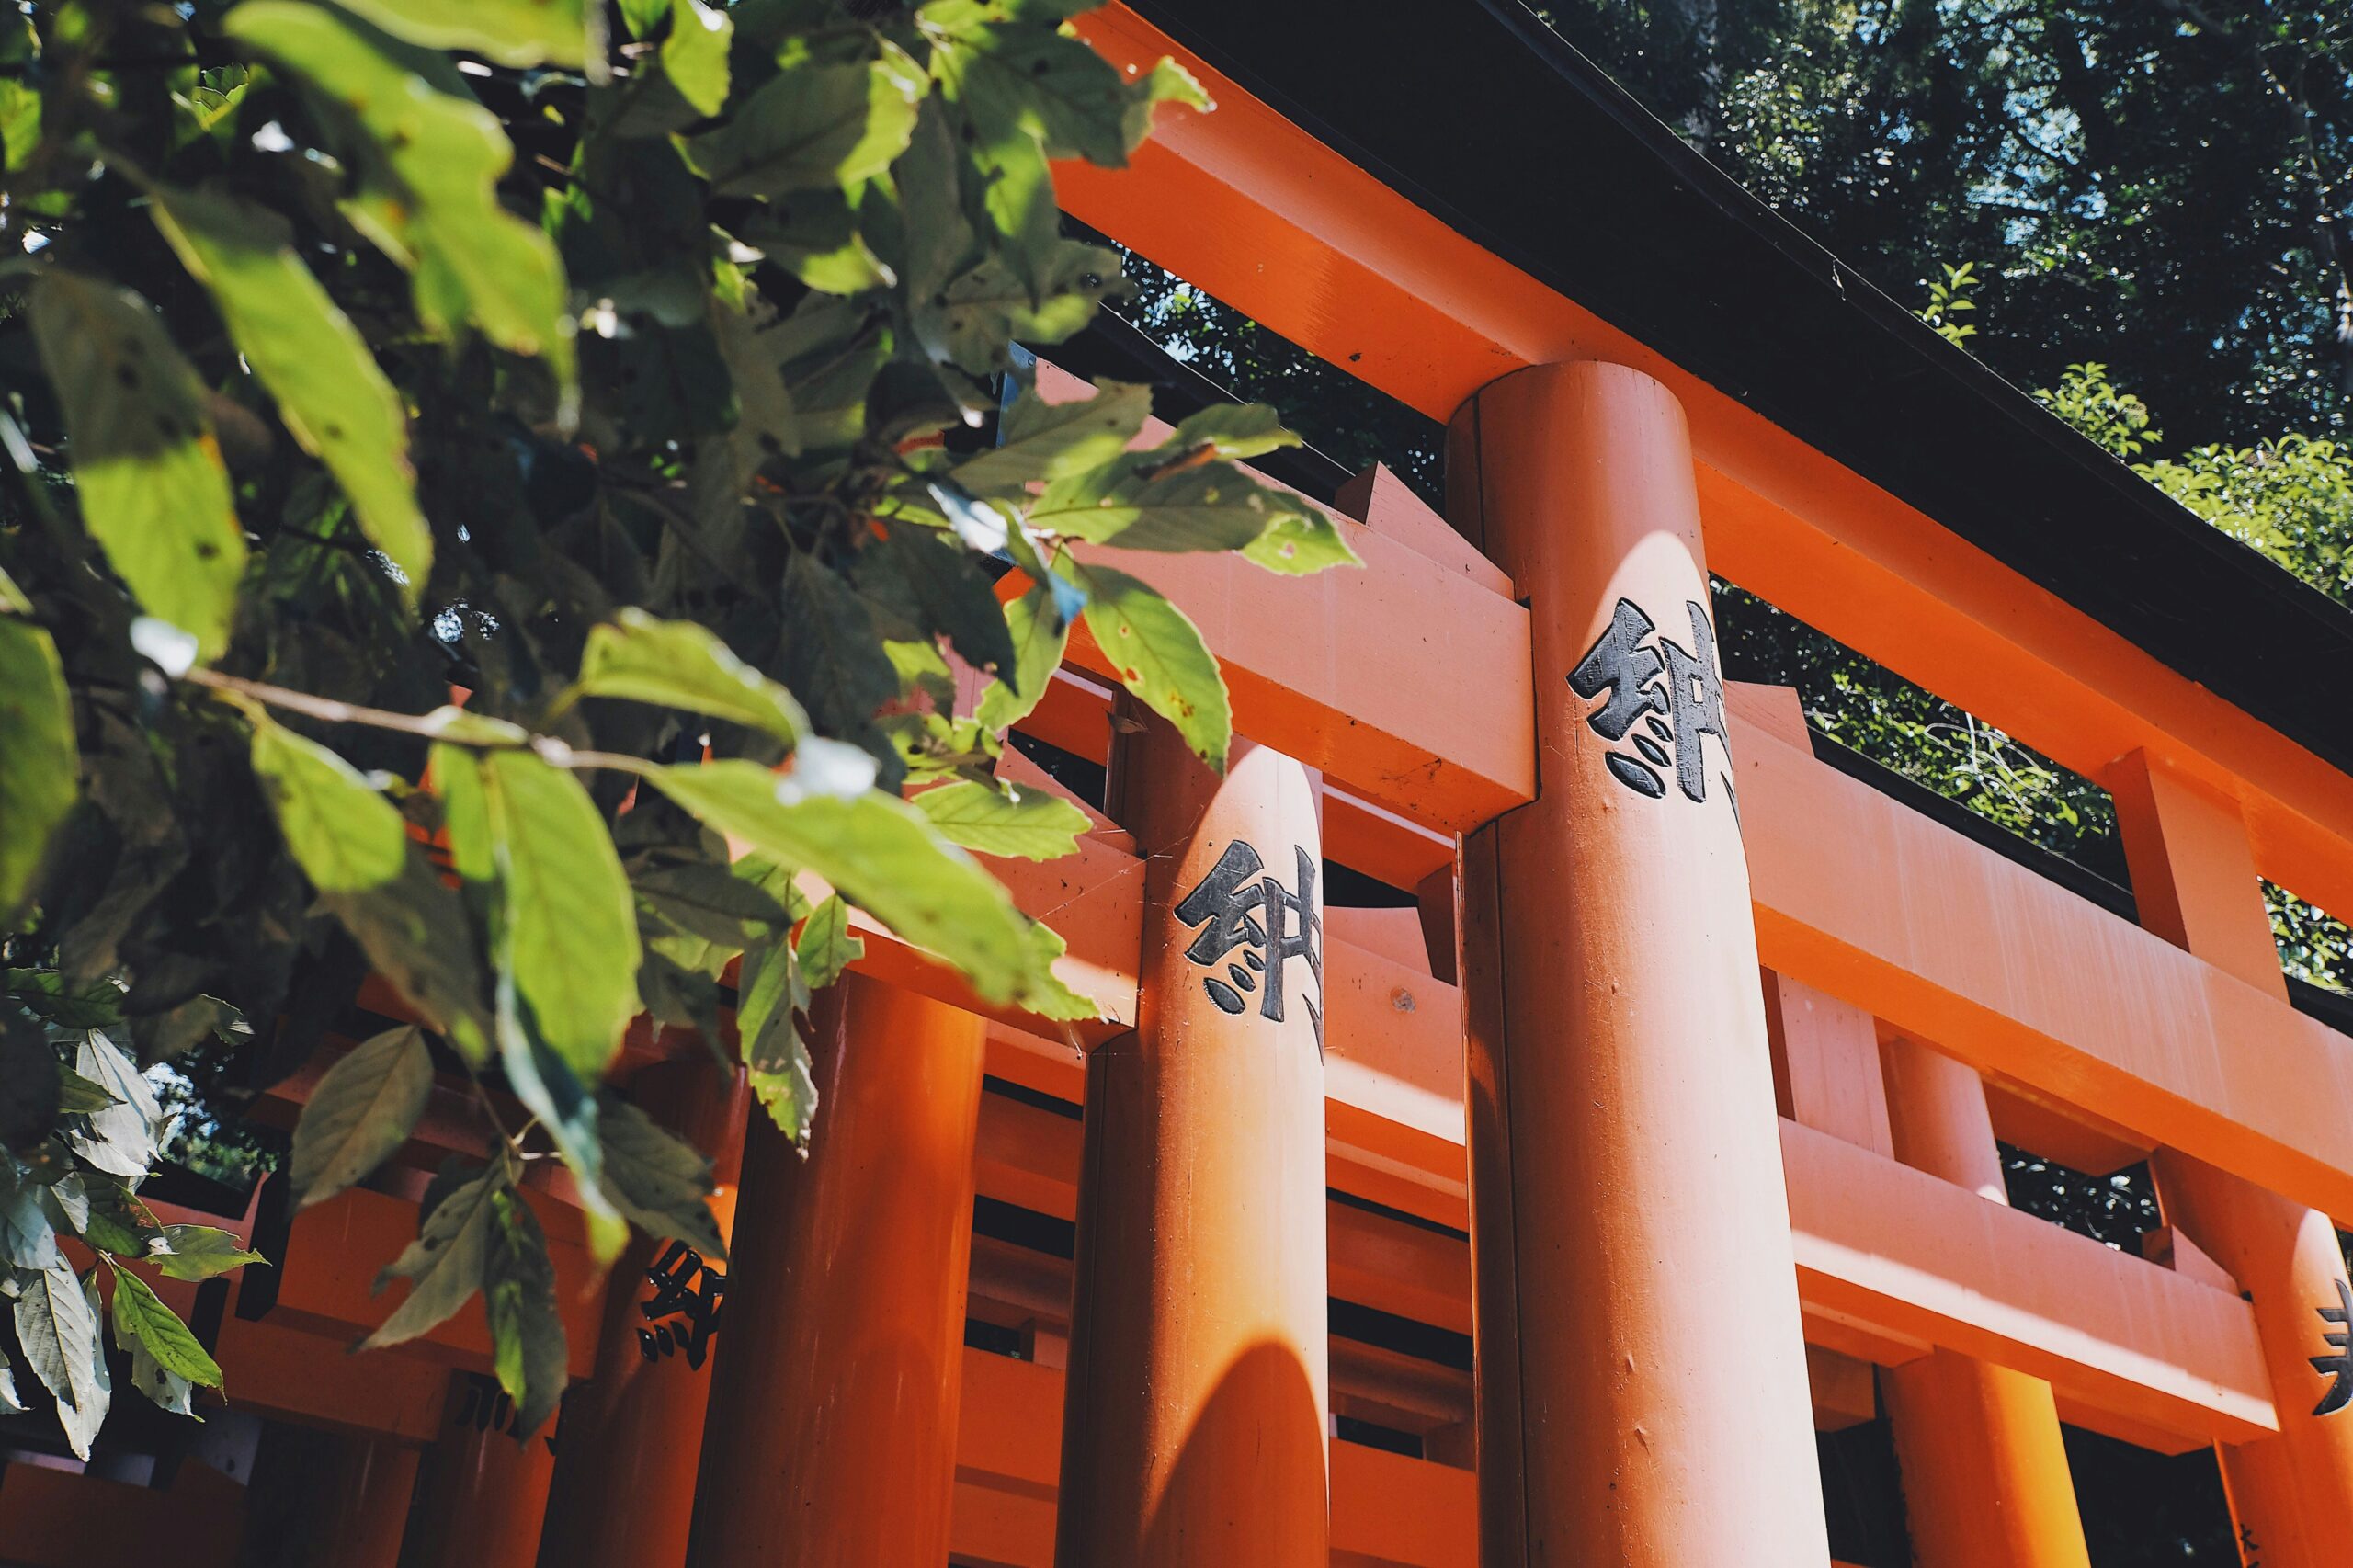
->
17;4;2353;1567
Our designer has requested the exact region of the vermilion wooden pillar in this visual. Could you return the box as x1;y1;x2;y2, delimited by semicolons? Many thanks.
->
1054;720;1330;1565
1878;1036;2094;1568
2107;749;2353;1568
403;1376;557;1568
684;974;987;1566
536;1060;747;1568
307;1435;417;1568
1446;360;1830;1565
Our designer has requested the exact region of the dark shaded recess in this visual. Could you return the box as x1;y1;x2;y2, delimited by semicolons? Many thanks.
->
1126;0;2353;783
984;1073;1083;1120
1327;1298;1472;1373
1817;1416;1913;1568
963;1317;1029;1359
1324;860;1417;910
1999;1146;2161;1253
1333;1413;1424;1458
972;1193;1076;1260
1007;730;1106;810
2063;1425;2239;1564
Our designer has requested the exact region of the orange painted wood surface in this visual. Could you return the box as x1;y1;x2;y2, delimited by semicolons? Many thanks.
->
1782;1117;2274;1444
1060;2;2353;933
266;1185;603;1379
0;1461;244;1568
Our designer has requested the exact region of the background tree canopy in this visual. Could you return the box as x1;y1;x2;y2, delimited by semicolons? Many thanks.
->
0;0;1356;1453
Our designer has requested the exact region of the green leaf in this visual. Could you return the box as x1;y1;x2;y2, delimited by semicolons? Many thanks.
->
109;1267;222;1388
226;3;577;419
918;242;1122;376
1072;562;1231;768
153;187;431;603
14;1260;106;1459
1033;460;1324;555
362;1165;495;1348
643;761;1033;999
1161;403;1300;462
9;971;122;1028
743;196;895;295
447;749;642;1080
26;273;245;660
483;1183;567;1437
0;1360;24;1416
914;779;1088;859
597;1093;726;1260
660;0;733;118
688;53;925;199
325;0;597;67
493;981;621;1259
777;551;900;740
859;521;1017;676
1239;505;1363;576
735;941;815;1141
1016;918;1109;1023
635;861;792;946
317;846;494;1064
290;1026;434;1210
146;1225;267;1282
55;1065;119;1116
247;711;407;893
929;23;1136;166
792;892;863;991
0;1164;58;1270
953;380;1154;495
974;579;1071;732
66;1033;161;1181
0;615;78;920
573;608;808;744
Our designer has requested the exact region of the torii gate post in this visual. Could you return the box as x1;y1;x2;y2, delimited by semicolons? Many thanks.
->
2107;748;2353;1567
1054;718;1332;1564
1446;360;1833;1565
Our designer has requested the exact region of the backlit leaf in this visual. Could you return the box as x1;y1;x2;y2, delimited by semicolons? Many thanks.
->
0;615;75;922
146;1225;266;1282
226;3;577;418
660;0;733;118
330;0;597;69
153;187;431;602
1071;562;1231;768
27;273;244;660
573;608;808;744
247;711;407;894
792;892;862;991
318;847;494;1064
110;1267;222;1388
66;1033;161;1181
643;761;1031;999
974;579;1072;732
914;779;1088;859
688;52;924;199
953;380;1154;496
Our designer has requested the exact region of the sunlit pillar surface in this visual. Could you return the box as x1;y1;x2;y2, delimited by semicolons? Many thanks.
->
1879;1036;2094;1568
685;974;986;1566
1446;359;1831;1566
1053;720;1331;1565
2109;748;2353;1568
535;1059;747;1568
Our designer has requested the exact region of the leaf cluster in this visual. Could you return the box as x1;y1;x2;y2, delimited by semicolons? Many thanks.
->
0;0;1353;1447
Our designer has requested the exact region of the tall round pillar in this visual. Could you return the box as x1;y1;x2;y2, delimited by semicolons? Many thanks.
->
310;1434;417;1568
1446;360;1830;1565
684;974;987;1566
404;1375;557;1568
2107;747;2353;1567
536;1059;747;1568
1054;722;1330;1565
1878;1037;2093;1568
